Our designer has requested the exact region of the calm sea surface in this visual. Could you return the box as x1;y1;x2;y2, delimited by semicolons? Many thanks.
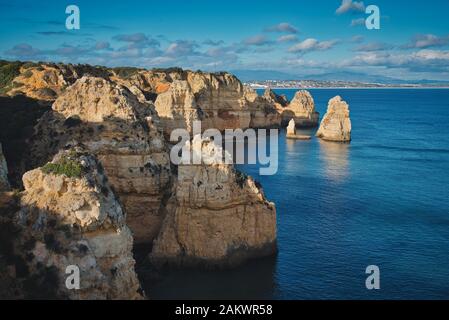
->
144;89;449;299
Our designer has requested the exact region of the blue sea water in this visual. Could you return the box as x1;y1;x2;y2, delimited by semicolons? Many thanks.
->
147;89;449;300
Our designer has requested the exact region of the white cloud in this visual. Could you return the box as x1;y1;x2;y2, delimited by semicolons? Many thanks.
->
265;22;299;34
336;0;365;15
277;35;299;43
402;34;449;49
288;38;339;53
350;18;365;27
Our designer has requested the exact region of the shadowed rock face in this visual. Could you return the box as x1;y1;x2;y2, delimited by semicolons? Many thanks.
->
150;137;277;268
316;96;352;142
11;148;142;299
28;76;172;244
0;143;9;191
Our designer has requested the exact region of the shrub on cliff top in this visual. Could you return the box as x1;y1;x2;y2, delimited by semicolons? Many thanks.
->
0;60;23;94
42;157;83;178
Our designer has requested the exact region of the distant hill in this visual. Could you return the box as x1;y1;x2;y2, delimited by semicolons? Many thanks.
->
231;69;449;85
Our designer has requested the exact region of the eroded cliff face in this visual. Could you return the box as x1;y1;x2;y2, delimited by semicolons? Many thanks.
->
153;71;252;136
245;87;282;128
8;148;142;299
279;90;319;127
150;137;277;268
316;96;351;142
28;76;171;244
0;143;10;191
5;62;110;101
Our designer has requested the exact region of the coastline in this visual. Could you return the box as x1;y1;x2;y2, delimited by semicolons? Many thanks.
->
251;86;449;90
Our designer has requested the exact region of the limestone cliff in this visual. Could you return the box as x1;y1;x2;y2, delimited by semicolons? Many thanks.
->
316;96;352;142
154;80;202;135
244;87;282;128
28;76;171;244
150;137;277;268
4;62;110;101
279;90;319;127
9;148;142;299
153;70;252;136
0;143;10;191
263;88;288;107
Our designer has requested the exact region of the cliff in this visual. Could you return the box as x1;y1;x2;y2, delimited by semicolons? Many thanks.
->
150;137;277;268
2;61;110;101
28;76;172;244
316;96;352;142
3;148;142;299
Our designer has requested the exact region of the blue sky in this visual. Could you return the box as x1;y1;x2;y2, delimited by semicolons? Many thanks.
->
1;0;449;80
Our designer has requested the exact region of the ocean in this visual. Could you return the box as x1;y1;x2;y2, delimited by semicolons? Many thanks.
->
144;89;449;299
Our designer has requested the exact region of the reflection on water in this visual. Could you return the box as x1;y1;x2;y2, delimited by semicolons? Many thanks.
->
318;140;350;182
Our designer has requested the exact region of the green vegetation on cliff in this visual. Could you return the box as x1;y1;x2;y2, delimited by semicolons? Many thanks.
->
0;60;23;95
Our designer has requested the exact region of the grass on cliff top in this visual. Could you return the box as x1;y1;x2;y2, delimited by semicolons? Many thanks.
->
41;158;83;178
0;60;23;95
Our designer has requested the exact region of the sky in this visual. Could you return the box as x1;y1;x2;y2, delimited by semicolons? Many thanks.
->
0;0;449;80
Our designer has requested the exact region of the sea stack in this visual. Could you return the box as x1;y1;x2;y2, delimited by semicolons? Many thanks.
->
286;119;312;140
150;136;277;268
316;96;352;142
286;119;296;136
280;90;319;127
15;148;142;299
0;143;10;191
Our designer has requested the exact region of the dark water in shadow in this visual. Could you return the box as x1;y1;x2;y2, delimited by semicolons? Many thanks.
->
144;89;449;299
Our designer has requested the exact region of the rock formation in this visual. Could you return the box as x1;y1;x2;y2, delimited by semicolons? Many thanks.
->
28;76;171;244
153;71;252;136
245;87;282;128
150;137;277;268
286;119;311;140
4;62;110;101
154;80;202;135
316;96;351;142
0;143;10;191
11;148;142;299
280;90;319;127
263;88;288;107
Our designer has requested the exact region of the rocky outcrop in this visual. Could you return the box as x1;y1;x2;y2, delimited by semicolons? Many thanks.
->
279;90;319;127
154;71;252;136
286;119;296;137
245;87;282;128
28;76;171;244
154;80;202;135
286;119;311;140
12;148;142;299
5;62;110;101
316;96;351;142
263;88;288;107
150;137;277;268
0;143;10;191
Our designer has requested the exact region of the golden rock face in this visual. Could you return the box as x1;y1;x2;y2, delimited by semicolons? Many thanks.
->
17;149;142;299
316;95;352;142
150;138;277;268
